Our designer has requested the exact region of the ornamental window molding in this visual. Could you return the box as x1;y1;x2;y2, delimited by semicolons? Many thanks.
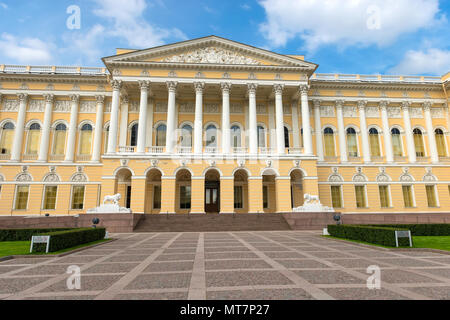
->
43;173;60;183
376;172;391;183
71;172;88;182
15;173;33;182
162;47;263;65
328;173;344;183
352;173;368;183
399;173;414;183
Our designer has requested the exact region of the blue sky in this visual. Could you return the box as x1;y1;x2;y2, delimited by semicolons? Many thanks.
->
0;0;449;76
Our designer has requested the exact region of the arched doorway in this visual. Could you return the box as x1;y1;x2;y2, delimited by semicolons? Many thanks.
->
290;170;304;209
233;169;248;213
205;169;220;213
115;168;132;209
176;169;192;212
262;169;277;212
145;169;162;213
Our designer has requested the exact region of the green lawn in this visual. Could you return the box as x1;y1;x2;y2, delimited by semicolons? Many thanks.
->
324;235;450;251
0;239;111;258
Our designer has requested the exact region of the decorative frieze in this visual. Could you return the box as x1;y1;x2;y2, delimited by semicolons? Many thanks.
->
230;103;243;114
162;47;263;65
179;102;194;113
283;104;291;115
54;100;71;112
366;106;379;118
205;104;219;113
410;107;423;118
320;105;335;117
2;99;19;111
256;104;267;114
387;107;402;118
431;107;444;118
79;101;97;113
343;106;358;118
155;103;168;113
105;102;112;113
129;101;139;113
28;100;45;112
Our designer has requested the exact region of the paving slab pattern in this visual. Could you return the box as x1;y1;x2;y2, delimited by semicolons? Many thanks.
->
1;231;450;300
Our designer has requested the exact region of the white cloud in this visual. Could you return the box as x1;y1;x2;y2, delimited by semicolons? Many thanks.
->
0;3;7;9
390;48;450;75
0;33;53;64
240;4;251;10
259;0;444;51
93;0;187;48
62;24;106;65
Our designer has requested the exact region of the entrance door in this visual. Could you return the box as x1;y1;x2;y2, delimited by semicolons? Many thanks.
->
205;184;219;213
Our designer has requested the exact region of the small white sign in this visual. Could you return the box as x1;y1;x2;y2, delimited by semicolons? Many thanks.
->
394;230;413;248
323;228;330;236
30;235;51;253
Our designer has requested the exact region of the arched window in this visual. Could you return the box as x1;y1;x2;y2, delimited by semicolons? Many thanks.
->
180;124;192;147
26;123;41;154
284;126;290;148
346;128;358;157
156;124;166;147
257;126;266;148
79;124;93;155
231;125;241;148
0;122;15;154
104;125;110;153
413;128;425;157
53;123;67;155
323;127;335;157
205;125;217;147
391;128;403;156
369;128;381;157
129;123;138;147
435;129;447;157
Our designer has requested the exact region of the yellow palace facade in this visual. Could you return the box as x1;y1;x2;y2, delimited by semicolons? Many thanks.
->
0;36;449;216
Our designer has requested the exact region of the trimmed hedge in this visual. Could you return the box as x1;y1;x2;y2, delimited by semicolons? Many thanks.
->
328;225;411;247
32;228;106;253
0;228;71;242
368;224;450;236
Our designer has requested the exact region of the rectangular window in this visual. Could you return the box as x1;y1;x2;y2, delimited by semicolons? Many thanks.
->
324;134;335;157
402;186;414;208
180;186;191;209
426;185;437;207
153;185;161;209
234;186;243;209
43;186;57;210
15;185;29;210
71;186;85;210
331;186;342;208
355;186;366;208
263;185;268;209
379;185;390;208
126;185;131;209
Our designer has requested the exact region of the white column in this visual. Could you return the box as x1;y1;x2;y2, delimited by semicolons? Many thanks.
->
248;83;258;154
38;94;54;162
119;95;129;147
194;82;204;154
166;81;177;153
137;81;150;153
313;100;324;162
291;100;300;148
107;80;121;154
92;95;105;162
380;101;394;163
274;84;285;154
65;94;79;162
424;102;439;163
300;85;312;155
358;101;371;163
402;101;416;163
336;100;347;163
10;94;28;162
146;99;154;148
221;82;231;154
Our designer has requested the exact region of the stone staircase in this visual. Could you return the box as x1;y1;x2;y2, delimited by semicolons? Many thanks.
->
134;213;292;232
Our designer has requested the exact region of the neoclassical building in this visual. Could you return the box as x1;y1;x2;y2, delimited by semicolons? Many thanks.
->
0;36;449;216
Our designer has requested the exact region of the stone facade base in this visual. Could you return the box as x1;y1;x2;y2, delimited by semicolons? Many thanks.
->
282;212;337;230
342;212;450;225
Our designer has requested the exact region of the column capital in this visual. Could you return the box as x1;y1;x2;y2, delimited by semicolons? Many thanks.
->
299;84;310;95
95;95;105;103
43;94;54;103
248;83;258;94
423;101;432;111
273;84;283;95
357;100;367;110
401;101;411;111
166;81;178;92
221;82;232;93
335;99;345;109
110;80;122;91
17;93;28;103
194;82;205;93
70;94;80;103
379;100;390;110
313;99;321;109
138;80;151;91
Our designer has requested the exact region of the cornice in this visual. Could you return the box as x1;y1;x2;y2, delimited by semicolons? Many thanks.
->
310;80;442;92
0;73;108;84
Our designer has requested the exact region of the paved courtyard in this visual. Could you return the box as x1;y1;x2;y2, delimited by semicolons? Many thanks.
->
1;231;450;300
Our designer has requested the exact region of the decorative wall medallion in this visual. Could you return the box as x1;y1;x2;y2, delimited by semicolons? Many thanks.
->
20;83;29;90
72;83;80;91
49;166;56;173
180;159;188;167
151;159;159;167
120;159;129;167
168;71;177;78
266;160;272;168
162;47;263;65
112;69;121;76
77;166;83;173
209;160;216;167
294;160;301;167
238;159;245;167
423;168;437;182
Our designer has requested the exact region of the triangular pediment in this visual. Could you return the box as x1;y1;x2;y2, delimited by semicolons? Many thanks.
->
103;36;317;70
